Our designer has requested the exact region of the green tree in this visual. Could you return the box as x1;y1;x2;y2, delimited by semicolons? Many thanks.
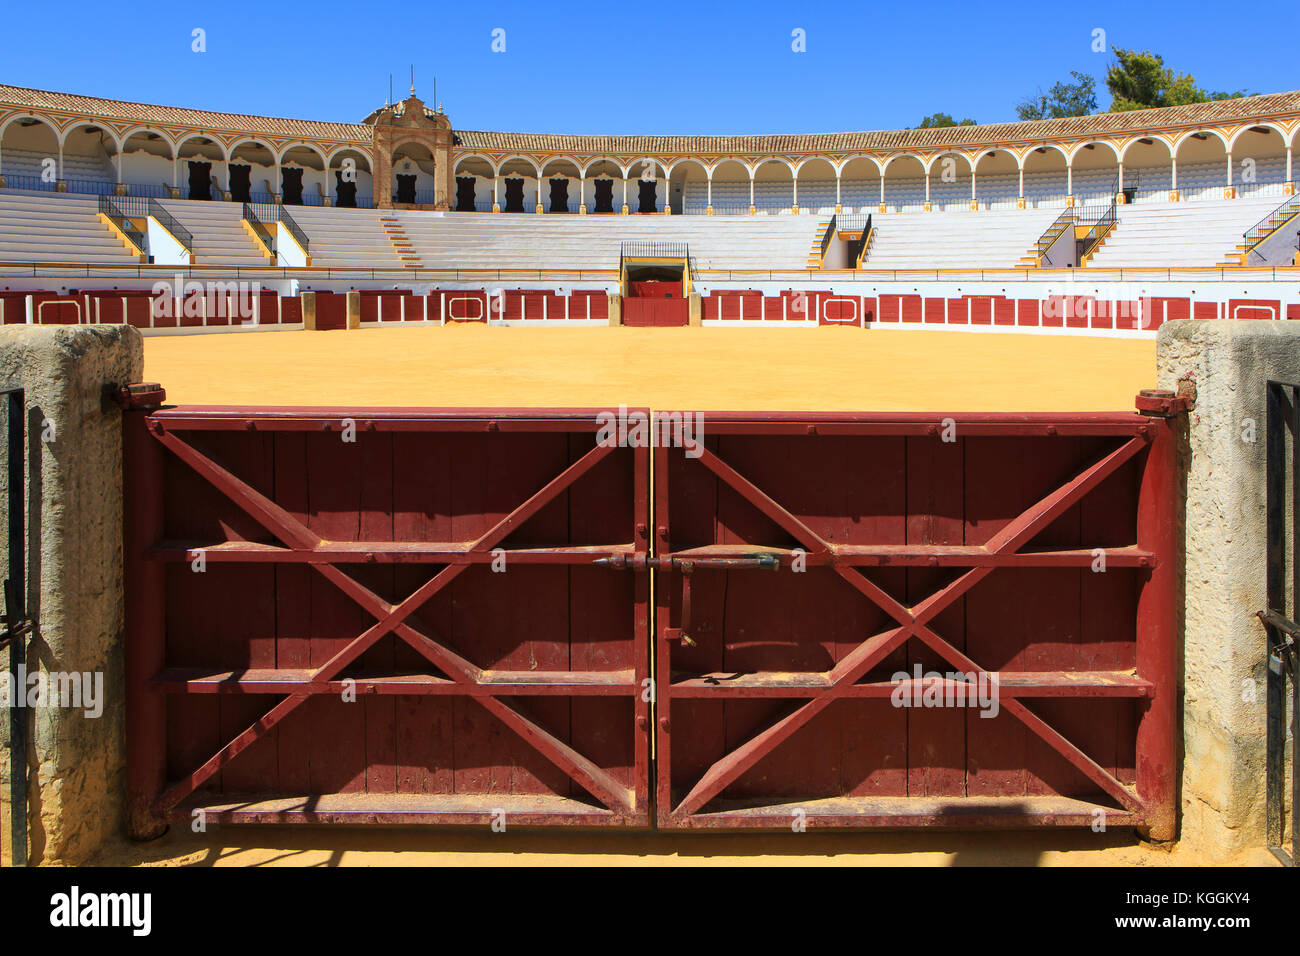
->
1106;48;1248;111
1016;71;1098;120
917;112;976;128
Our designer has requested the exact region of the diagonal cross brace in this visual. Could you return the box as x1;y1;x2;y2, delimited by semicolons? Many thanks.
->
151;427;634;815
674;435;1148;818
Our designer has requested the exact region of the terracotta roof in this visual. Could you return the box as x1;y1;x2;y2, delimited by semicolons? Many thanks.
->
0;84;372;143
2;83;1297;157
453;90;1300;156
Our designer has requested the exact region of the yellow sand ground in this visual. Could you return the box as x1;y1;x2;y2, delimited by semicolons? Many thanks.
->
103;325;1263;867
144;324;1156;411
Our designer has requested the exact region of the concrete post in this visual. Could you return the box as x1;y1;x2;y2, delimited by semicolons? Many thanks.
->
346;291;361;330
608;294;622;327
1156;319;1300;861
688;293;702;327
0;325;144;865
301;291;317;331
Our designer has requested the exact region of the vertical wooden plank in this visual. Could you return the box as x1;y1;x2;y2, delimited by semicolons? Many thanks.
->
273;431;312;793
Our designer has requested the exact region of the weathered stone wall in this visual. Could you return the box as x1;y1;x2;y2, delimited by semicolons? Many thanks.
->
0;325;143;864
1156;319;1299;860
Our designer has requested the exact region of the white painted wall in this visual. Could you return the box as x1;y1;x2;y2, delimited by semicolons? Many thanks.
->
146;216;191;265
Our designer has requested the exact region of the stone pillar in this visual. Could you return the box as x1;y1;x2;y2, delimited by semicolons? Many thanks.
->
0;325;144;865
688;293;702;327
301;291;318;331
1156;319;1300;862
607;294;622;326
346;291;362;330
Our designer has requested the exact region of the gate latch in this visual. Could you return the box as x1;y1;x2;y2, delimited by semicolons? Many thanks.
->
0;578;33;652
112;382;167;411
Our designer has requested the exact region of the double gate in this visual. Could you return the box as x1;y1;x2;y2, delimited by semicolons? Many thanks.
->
124;399;1179;836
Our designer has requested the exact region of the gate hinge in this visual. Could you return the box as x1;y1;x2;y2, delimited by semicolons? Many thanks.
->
1135;387;1193;418
112;382;167;411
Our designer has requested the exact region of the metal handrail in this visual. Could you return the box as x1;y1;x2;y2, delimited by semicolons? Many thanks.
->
818;214;837;263
620;241;689;260
1036;208;1076;256
1243;192;1300;247
242;203;276;255
97;195;148;255
147;198;193;252
854;214;875;268
277;206;310;255
243;202;310;255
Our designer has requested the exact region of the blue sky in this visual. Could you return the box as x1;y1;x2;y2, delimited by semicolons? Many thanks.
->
2;1;1296;135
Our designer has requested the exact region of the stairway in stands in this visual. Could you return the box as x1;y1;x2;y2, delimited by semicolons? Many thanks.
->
805;218;833;269
380;215;422;269
1218;193;1300;266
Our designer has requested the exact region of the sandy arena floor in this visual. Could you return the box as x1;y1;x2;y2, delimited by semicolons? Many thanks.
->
143;324;1157;411
82;323;1262;867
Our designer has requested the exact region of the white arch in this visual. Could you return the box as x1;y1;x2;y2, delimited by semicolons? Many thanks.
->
1171;128;1230;152
226;136;277;162
581;155;624;177
326;146;374;171
627;157;669;179
119;126;178;157
174;133;229;161
881;152;928;174
59;120;123;152
276;141;329;167
749;157;796;177
665;157;711;179
452;152;497;175
1227;122;1289;151
971;146;1024;170
793;155;837;177
837;154;885;177
1117;134;1176;162
707;157;752;178
496;154;542;177
0;113;59;145
1065;139;1122;164
922;151;974;175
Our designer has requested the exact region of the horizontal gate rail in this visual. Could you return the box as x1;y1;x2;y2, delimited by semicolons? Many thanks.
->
125;405;650;832
653;407;1178;834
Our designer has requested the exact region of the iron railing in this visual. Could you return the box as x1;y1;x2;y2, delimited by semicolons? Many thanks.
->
1243;193;1300;250
245;202;310;256
817;214;837;263
620;241;690;260
97;195;148;255
147;198;193;253
1077;181;1119;262
854;214;875;267
242;202;276;255
1261;379;1299;867
1035;208;1076;257
0;173;55;191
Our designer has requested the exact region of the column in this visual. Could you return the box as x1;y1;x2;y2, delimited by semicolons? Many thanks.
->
493;175;500;213
1226;151;1234;198
1017;165;1024;209
878;176;885;212
578;174;586;214
924;169;931;212
834;171;841;214
748;171;755;216
792;174;798;215
622;174;629;214
1066;163;1073;206
970;168;977;211
1117;162;1125;204
1171;157;1179;200
707;174;713;215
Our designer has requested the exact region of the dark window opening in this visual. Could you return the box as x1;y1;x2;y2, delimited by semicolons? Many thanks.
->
503;177;525;213
456;176;477;211
187;161;213;201
594;179;614;213
395;174;417;204
549;178;570;213
637;179;657;213
334;170;357;208
229;164;251;203
281;167;304;205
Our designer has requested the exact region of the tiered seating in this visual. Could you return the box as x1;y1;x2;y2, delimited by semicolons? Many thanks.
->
860;207;1064;269
289;207;403;268
1;148;114;191
0;190;140;264
1085;196;1283;268
291;209;821;271
157;200;270;266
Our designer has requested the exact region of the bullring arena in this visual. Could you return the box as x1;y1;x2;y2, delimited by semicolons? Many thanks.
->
0;73;1297;872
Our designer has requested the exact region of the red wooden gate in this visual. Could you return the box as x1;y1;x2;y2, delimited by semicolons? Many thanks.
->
124;397;1179;836
652;409;1178;837
124;406;650;833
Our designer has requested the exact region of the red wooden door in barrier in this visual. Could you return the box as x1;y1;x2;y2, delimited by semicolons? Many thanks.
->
124;399;1179;836
653;410;1178;837
623;298;688;327
124;406;651;832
